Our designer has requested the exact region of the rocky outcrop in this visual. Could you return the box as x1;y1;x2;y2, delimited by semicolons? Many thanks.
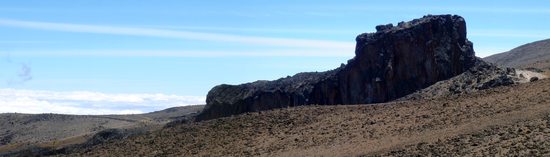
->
197;15;477;121
399;59;517;101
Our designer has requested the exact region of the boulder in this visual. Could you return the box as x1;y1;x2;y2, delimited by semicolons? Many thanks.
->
197;15;477;121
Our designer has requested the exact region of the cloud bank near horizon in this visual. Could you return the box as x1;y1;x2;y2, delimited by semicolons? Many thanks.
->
0;88;205;115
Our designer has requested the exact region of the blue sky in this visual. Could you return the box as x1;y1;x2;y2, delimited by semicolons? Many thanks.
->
1;0;549;114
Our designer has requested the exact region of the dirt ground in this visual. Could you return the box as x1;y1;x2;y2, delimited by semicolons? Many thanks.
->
59;79;550;156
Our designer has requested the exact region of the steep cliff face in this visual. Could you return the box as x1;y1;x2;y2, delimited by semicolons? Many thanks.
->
197;15;477;121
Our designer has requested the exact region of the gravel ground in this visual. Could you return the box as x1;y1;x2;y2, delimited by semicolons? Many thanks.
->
58;79;550;156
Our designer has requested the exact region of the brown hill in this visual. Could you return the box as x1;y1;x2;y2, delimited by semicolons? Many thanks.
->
484;38;550;70
0;105;203;154
49;78;550;156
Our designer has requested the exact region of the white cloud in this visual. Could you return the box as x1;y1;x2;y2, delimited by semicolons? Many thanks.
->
0;88;205;115
0;40;61;44
0;18;354;50
10;49;355;57
320;5;550;15
444;6;550;14
469;29;550;39
142;25;359;35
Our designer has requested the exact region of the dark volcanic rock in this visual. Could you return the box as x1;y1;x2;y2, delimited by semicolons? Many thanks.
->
400;59;516;100
197;15;477;120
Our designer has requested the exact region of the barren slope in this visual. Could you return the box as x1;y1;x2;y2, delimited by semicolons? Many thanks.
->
59;79;550;156
0;105;203;153
484;38;550;70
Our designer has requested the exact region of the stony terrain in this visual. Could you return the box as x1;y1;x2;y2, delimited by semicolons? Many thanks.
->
484;38;550;70
53;78;550;156
399;59;536;101
199;15;477;120
0;105;203;154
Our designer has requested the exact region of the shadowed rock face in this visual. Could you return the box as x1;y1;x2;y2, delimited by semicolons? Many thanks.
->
197;15;477;121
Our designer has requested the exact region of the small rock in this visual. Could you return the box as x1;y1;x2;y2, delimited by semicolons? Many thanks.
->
375;23;394;32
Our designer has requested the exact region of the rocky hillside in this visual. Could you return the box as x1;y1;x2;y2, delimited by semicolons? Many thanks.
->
198;15;477;120
399;59;532;101
53;78;550;156
0;105;203;154
484;38;550;70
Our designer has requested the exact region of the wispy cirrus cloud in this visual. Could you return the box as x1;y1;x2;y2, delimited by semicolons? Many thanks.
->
437;6;550;14
0;88;205;115
0;18;354;49
0;40;62;44
310;5;550;15
10;49;355;57
142;25;359;35
469;29;550;39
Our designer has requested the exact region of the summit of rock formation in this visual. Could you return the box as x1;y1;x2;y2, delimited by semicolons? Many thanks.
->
197;14;477;120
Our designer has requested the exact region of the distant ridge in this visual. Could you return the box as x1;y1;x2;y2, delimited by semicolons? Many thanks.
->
0;105;203;155
484;38;550;70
